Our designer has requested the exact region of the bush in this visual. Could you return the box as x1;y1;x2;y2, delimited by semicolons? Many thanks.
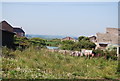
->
106;44;117;51
29;38;46;48
2;47;118;79
78;36;89;42
79;40;96;50
2;46;14;58
104;50;117;60
93;49;105;57
46;39;61;47
14;35;30;50
60;40;96;51
60;40;75;50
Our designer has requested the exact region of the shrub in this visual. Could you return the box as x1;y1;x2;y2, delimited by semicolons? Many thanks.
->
78;36;89;42
46;39;61;47
93;49;105;57
60;39;96;51
2;47;118;79
106;44;117;51
60;40;75;50
104;50;117;60
14;35;30;50
29;38;46;48
2;46;14;58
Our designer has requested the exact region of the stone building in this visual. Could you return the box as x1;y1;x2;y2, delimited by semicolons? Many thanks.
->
96;27;120;49
61;37;76;42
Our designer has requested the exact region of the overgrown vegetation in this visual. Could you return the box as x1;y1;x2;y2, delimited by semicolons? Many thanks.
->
14;36;46;50
2;36;119;79
13;36;96;51
45;38;61;47
29;38;46;48
2;47;119;79
60;36;96;51
14;35;30;50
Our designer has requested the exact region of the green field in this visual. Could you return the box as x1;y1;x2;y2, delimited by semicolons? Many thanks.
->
2;47;120;79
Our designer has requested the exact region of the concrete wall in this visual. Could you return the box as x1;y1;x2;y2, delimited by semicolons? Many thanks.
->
106;28;119;35
96;28;120;45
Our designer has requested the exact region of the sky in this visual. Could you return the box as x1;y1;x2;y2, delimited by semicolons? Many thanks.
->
1;0;119;2
2;2;118;37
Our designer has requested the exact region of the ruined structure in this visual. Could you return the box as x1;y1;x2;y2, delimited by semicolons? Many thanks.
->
61;37;76;42
96;27;120;49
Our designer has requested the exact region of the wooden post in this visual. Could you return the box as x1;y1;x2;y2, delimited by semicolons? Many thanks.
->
117;46;120;57
117;46;120;73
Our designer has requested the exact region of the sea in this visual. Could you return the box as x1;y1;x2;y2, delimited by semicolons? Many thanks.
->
26;34;78;40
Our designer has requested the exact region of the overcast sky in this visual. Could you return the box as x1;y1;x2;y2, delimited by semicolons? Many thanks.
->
2;2;118;37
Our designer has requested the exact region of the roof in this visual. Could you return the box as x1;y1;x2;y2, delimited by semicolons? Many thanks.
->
88;35;96;38
0;21;13;29
0;20;13;29
0;20;13;32
98;43;109;45
106;27;120;29
13;27;25;33
0;20;25;34
62;37;75;40
46;46;59;50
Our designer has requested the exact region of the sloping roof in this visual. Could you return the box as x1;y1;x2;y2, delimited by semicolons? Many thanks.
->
62;37;75;40
0;20;13;28
0;20;13;32
88;35;96;38
13;27;25;33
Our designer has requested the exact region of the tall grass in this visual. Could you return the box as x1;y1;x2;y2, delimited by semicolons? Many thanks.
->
2;47;119;79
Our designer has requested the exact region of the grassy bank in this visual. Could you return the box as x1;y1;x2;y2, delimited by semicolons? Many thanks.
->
2;47;119;79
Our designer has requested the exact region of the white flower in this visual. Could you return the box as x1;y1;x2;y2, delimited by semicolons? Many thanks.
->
16;67;21;71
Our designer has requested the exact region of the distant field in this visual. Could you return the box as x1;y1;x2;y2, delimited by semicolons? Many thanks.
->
2;47;120;79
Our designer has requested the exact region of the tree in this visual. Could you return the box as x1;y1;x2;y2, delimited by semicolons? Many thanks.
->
29;38;46;47
60;37;96;51
72;40;96;50
46;38;61;47
62;40;74;45
78;36;89;42
14;35;29;47
60;40;75;50
13;35;30;50
77;36;96;49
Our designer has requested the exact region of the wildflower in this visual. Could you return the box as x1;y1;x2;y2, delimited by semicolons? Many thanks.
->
16;67;21;71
